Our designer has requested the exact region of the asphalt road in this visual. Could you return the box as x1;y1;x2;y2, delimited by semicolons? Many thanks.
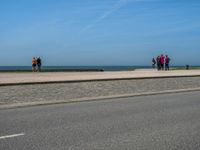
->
0;91;200;150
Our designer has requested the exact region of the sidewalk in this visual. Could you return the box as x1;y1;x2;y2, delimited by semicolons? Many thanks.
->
1;69;200;86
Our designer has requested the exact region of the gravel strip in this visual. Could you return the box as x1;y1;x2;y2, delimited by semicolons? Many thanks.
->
0;77;200;105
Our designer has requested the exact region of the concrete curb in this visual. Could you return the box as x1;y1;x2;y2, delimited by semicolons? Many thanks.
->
1;87;200;110
1;75;200;87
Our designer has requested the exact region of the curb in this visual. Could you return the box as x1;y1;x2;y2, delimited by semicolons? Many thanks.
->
1;75;200;87
1;87;200;110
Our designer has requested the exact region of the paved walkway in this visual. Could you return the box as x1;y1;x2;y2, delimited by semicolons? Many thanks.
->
1;69;200;85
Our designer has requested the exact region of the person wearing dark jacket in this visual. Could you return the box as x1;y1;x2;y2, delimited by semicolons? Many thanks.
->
37;57;42;72
165;55;171;70
156;56;161;70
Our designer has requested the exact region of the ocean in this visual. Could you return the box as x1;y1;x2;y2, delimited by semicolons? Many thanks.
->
0;66;198;71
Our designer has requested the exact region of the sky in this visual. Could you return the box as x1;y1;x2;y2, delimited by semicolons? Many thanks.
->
0;0;200;66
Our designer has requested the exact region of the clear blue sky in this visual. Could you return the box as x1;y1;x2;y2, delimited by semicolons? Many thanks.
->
0;0;200;66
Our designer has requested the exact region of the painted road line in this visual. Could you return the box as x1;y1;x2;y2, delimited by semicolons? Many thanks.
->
0;133;25;140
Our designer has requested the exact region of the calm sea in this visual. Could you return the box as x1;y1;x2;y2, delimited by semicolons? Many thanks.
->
0;66;152;71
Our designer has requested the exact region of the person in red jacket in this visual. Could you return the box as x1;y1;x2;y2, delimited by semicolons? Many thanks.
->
160;54;165;70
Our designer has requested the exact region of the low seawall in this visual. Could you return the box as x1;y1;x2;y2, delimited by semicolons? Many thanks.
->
1;76;200;109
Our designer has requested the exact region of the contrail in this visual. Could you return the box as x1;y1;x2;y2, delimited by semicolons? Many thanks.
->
82;0;153;32
82;0;130;32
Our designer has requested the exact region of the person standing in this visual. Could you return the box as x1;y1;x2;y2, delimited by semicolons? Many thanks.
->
37;57;42;72
186;65;190;70
156;56;161;70
160;54;165;70
165;55;171;71
152;58;156;68
32;57;37;72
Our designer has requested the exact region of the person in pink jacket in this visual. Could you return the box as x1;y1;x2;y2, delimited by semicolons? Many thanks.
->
160;54;165;70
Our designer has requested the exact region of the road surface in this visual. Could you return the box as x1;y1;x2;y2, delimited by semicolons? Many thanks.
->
1;91;200;150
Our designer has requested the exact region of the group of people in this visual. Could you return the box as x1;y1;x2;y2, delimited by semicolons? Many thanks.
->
152;54;171;71
32;57;42;72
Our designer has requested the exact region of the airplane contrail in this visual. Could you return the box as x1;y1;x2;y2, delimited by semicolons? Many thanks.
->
82;0;154;32
82;0;130;32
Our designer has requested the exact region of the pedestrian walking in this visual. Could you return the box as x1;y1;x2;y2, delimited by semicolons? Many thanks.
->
165;55;171;70
32;57;37;72
37;57;42;72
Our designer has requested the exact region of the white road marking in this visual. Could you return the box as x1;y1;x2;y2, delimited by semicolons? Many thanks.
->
0;133;25;140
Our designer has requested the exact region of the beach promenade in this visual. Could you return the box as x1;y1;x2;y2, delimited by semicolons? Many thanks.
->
1;69;200;85
1;69;200;109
